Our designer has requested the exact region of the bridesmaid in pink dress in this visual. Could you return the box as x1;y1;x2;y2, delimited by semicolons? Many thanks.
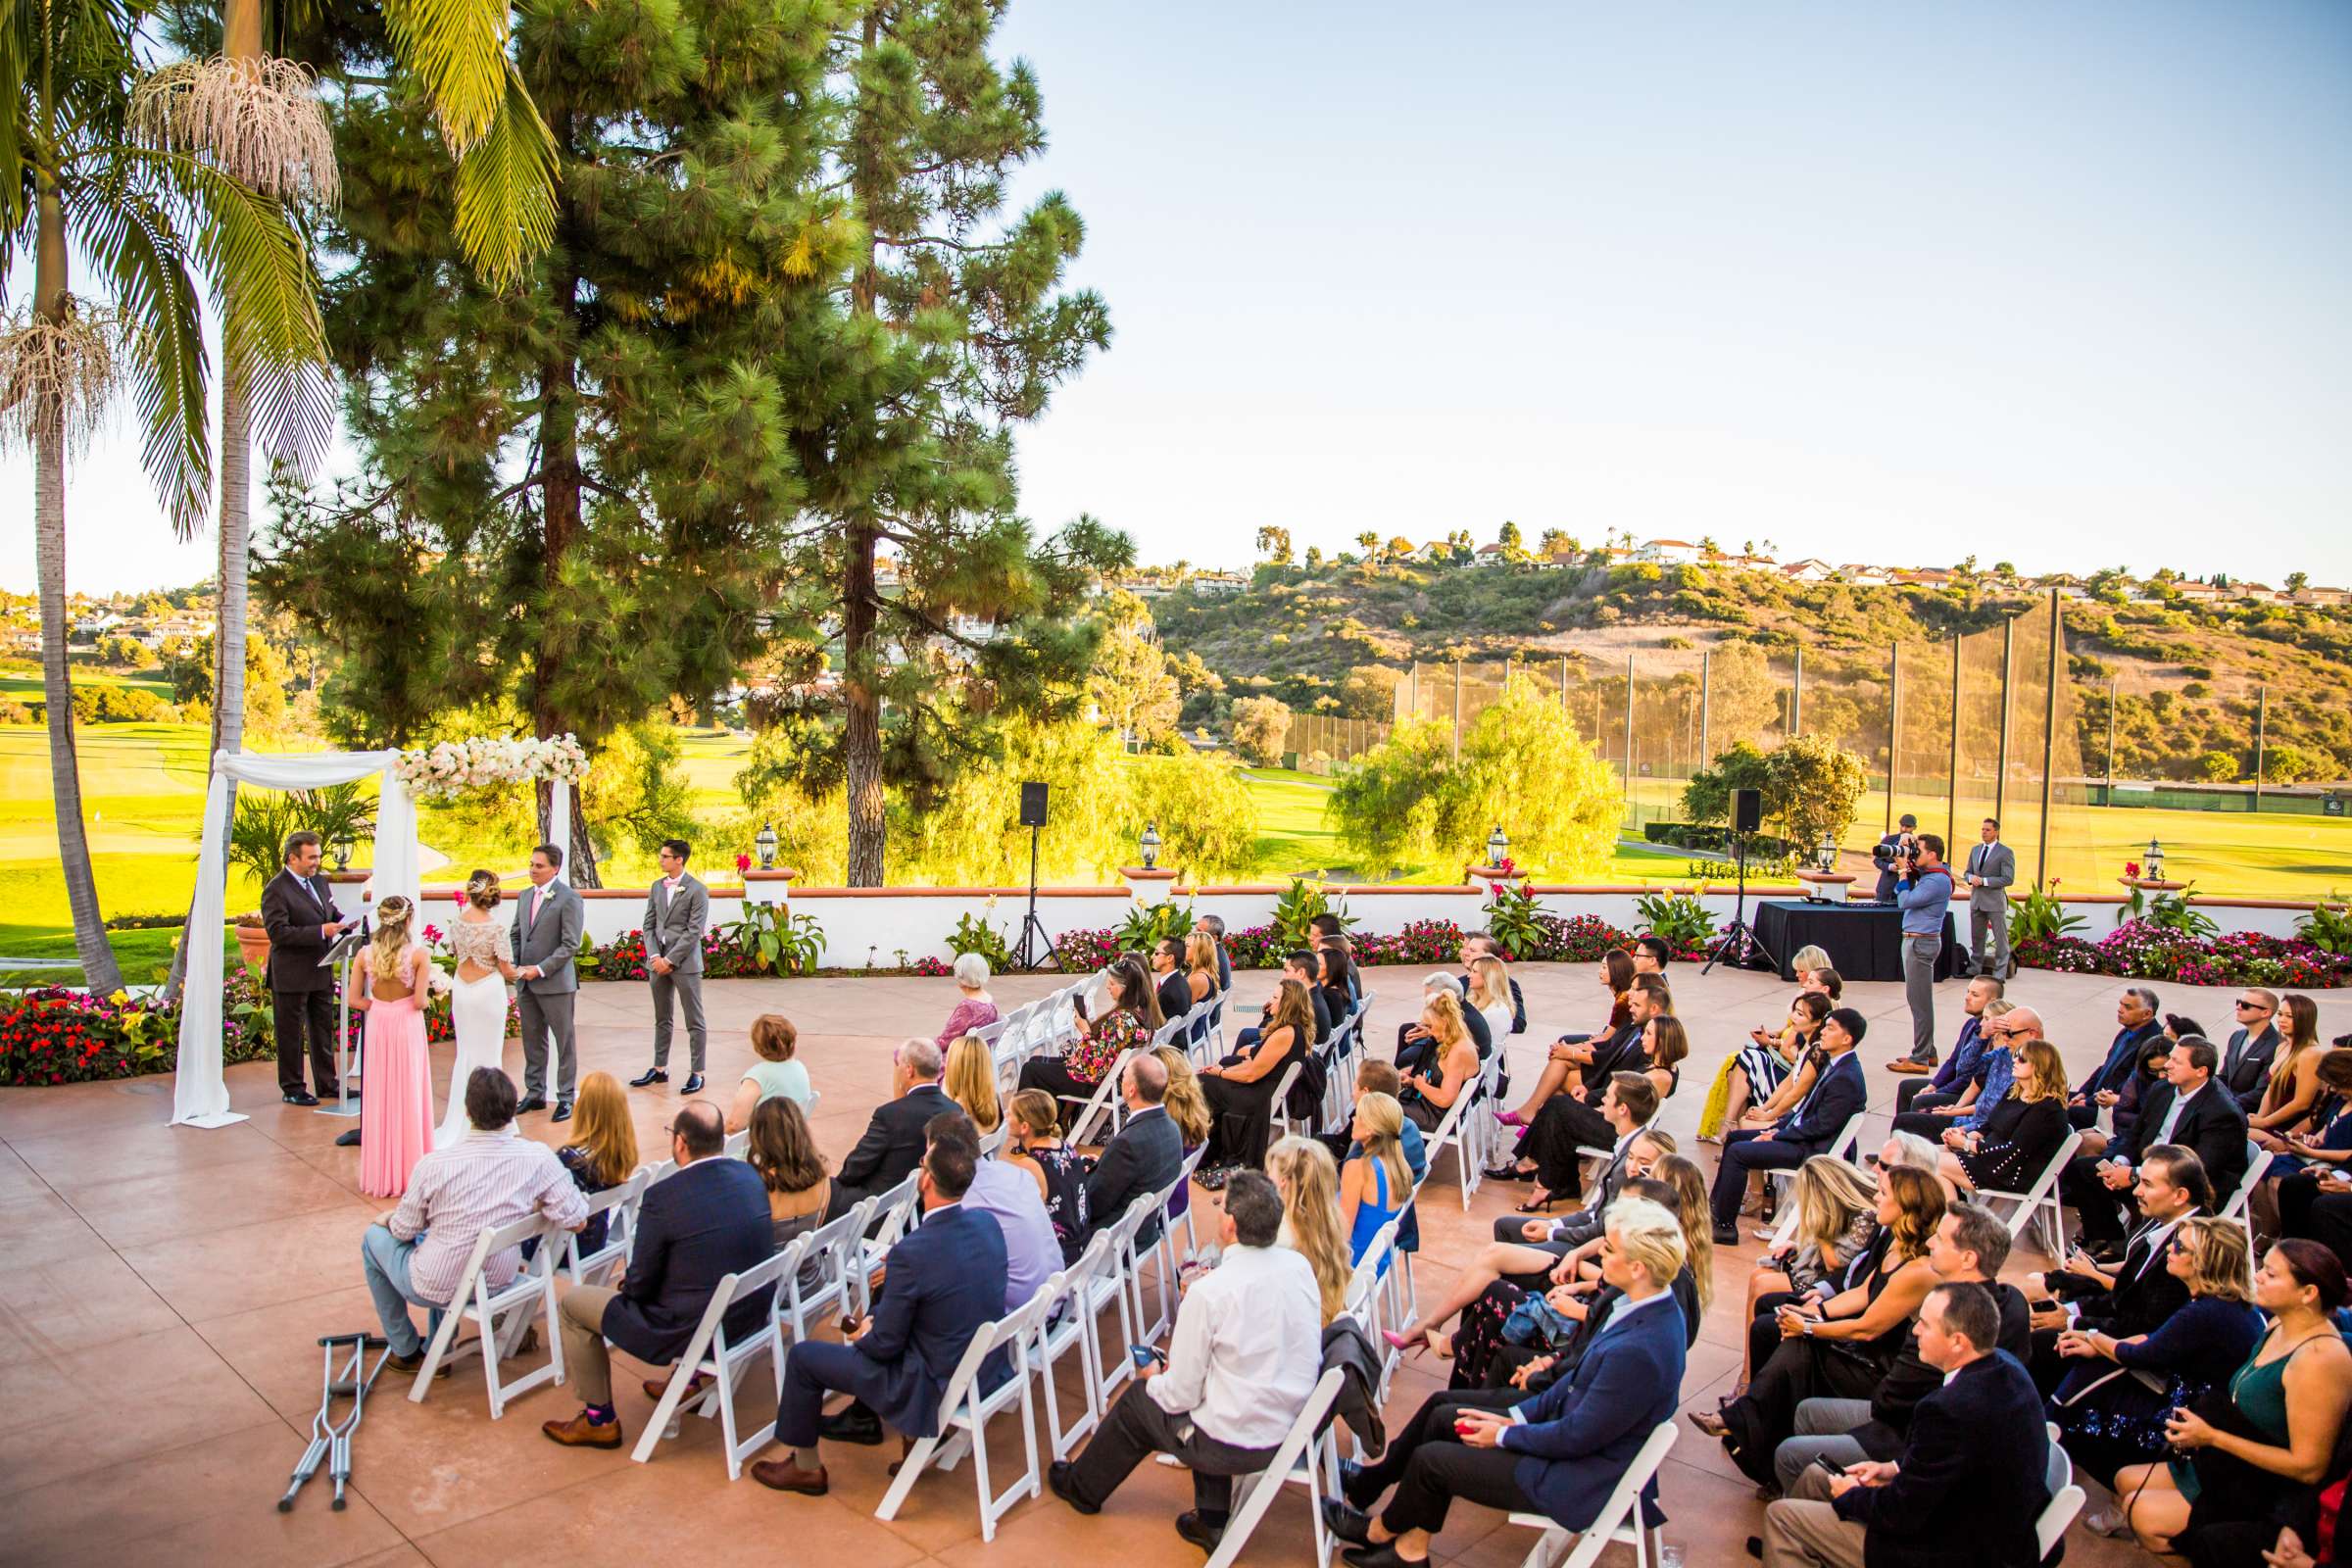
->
356;897;436;1198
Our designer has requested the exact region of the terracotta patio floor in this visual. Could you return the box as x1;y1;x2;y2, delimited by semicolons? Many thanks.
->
6;957;2343;1568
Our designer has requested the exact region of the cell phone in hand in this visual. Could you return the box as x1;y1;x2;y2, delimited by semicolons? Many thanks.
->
1812;1454;1846;1477
1130;1344;1164;1370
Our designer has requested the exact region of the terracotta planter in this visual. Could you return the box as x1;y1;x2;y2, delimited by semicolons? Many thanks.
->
235;923;271;972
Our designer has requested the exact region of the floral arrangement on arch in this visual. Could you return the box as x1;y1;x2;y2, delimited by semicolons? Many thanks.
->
391;734;590;800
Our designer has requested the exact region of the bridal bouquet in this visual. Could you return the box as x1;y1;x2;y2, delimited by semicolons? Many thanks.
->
392;734;591;800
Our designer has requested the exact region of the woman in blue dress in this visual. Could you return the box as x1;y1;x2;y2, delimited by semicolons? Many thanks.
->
1343;1090;1411;1270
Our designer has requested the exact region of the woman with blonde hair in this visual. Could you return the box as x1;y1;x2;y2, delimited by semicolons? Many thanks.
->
1646;1153;1715;1314
1396;989;1479;1135
1152;1044;1214;1148
522;1069;638;1265
726;1013;811;1133
1183;930;1220;1010
1742;1155;1879;1376
1942;1036;2069;1194
942;1034;1002;1134
1003;1090;1090;1261
1341;1091;1409;1268
355;895;436;1198
1466;955;1513;1054
437;868;517;1147
1266;1135;1350;1324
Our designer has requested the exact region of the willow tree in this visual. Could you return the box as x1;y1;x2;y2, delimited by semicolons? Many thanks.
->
1;0;326;990
262;0;849;884
781;0;1120;884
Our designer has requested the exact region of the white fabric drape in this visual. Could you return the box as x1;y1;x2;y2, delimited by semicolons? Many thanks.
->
548;778;572;869
172;751;417;1128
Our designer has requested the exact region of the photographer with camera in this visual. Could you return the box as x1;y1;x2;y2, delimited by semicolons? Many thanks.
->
1894;833;1954;1066
1871;814;1918;904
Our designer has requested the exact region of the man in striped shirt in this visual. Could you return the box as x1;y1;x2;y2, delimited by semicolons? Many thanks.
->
363;1067;588;1372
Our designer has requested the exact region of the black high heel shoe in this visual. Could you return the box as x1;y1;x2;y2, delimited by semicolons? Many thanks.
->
1482;1161;1536;1183
1513;1193;1557;1214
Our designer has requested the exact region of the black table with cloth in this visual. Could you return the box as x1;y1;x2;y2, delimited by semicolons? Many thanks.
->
1746;900;1958;983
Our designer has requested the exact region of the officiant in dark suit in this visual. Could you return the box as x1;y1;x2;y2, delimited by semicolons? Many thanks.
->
261;830;354;1105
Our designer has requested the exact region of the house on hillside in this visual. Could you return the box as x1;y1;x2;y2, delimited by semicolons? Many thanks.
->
1191;572;1249;595
1539;547;1583;569
1726;554;1777;572
2172;581;2223;604
1118;576;1171;601
1475;542;1509;564
2293;586;2352;607
1839;564;1893;586
2233;582;2279;605
1781;558;1836;583
1634;538;1700;564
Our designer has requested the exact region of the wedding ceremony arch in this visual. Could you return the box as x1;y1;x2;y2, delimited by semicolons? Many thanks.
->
172;737;588;1129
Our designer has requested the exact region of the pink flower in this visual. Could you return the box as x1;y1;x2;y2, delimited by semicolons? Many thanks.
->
450;887;466;906
2124;861;2141;879
735;853;753;874
423;925;443;944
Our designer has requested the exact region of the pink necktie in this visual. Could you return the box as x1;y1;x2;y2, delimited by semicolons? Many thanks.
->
532;888;544;925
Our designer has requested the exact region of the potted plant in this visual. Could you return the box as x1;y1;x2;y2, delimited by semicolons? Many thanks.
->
226;784;375;969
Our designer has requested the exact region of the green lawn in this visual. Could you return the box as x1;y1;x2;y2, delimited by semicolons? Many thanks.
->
0;922;238;987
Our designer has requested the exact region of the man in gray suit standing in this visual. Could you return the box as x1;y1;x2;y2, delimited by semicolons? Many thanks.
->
631;838;710;1095
512;842;585;1120
1961;817;2016;980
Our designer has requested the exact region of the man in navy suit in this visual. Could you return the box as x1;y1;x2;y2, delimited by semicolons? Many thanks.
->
2216;989;2282;1113
2068;987;2165;1134
1327;1197;1688;1567
543;1100;771;1448
2059;1038;2246;1250
1083;1054;1183;1244
1710;1008;1870;1243
1760;1281;2049;1568
754;1132;1007;1495
835;1037;955;1203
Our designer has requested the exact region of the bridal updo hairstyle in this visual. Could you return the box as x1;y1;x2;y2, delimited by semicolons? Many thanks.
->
368;896;415;984
465;869;503;910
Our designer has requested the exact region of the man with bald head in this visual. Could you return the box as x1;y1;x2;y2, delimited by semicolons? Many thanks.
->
1889;1004;2040;1142
1085;1052;1182;1244
837;1037;954;1202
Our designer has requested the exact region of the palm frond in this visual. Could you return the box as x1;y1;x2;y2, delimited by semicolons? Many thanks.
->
451;63;557;289
375;0;511;157
130;55;339;206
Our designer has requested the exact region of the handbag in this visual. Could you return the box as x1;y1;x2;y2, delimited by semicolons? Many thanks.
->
2182;1385;2302;1532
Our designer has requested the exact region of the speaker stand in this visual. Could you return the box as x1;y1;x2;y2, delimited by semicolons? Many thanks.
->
1702;835;1780;976
1013;823;1058;972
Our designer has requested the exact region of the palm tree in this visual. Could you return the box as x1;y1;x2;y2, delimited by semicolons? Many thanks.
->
3;0;327;992
143;0;562;996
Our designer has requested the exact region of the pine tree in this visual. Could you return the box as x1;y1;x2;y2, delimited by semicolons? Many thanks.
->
261;0;849;883
780;0;1120;884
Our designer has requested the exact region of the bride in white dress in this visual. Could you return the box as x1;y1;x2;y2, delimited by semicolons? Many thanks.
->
438;869;518;1146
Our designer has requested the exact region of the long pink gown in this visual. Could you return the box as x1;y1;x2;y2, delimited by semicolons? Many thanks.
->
360;950;436;1199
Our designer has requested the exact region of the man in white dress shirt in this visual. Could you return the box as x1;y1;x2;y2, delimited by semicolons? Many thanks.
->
1048;1169;1323;1552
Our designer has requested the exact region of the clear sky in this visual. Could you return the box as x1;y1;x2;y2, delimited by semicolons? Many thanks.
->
8;0;2349;594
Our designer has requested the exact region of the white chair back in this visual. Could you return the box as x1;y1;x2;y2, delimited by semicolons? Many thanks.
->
407;1209;567;1417
778;1199;875;1339
1062;1047;1138;1148
564;1168;650;1287
2037;1485;2086;1558
1419;1087;1482;1210
1201;1368;1347;1568
630;1242;798;1479
723;1128;749;1159
1506;1419;1678;1568
2222;1147;2274;1222
1979;1129;2082;1255
874;1290;1054;1542
1034;1229;1119;1460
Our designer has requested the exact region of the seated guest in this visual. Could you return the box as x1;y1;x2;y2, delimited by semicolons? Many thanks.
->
2051;1215;2263;1526
933;954;999;1049
543;1100;770;1448
364;1067;587;1375
1767;1201;2030;1495
1200;979;1314;1173
1315;946;1356;1040
1889;974;2002;1114
541;1069;637;1257
836;1037;954;1203
1739;985;1849;1136
727;1013;812;1133
2264;1047;2352;1181
1888;1001;2032;1140
1083;1053;1182;1240
1758;1281;2049;1568
2094;1013;2203;1156
1710;1007;1870;1245
1394;972;1490;1080
1502;950;1634;1129
1323;1060;1427;1255
1267;1135;1353;1322
1237;950;1331;1053
1496;1070;1658;1239
1938;1036;2069;1194
747;1095;832;1262
2111;1240;2352;1558
1180;931;1221;1034
2066;986;2165;1133
1003;1089;1091;1263
1395;988;1482;1135
1465;955;1514;1053
1324;1198;1690;1568
1019;955;1157;1104
1194;911;1231;992
1149;937;1194;1026
1705;991;1826;1140
2278;1160;2352;1266
2059;1038;2247;1255
2026;1143;2209;1394
927;1110;1058;1312
2251;997;2328;1148
1461;931;1527;1032
1493;980;1667;1188
1632;934;1673;974
1341;1092;1411;1267
941;1033;1002;1135
753;1132;1009;1495
1695;1165;1944;1486
2218;988;2285;1113
1154;1041;1216;1153
1740;1155;1879;1385
1047;1171;1323;1552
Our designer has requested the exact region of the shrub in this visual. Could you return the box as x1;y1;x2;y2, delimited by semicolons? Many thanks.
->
1231;697;1292;765
1126;750;1262;881
946;909;1015;972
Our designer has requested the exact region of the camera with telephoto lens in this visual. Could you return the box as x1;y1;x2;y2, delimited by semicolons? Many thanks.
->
1871;834;1921;873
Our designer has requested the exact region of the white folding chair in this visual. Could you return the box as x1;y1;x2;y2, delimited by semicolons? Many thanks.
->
1033;1231;1118;1460
1420;1091;1482;1210
563;1169;649;1287
979;1121;1009;1158
1082;1197;1158;1412
1978;1130;2082;1255
2222;1147;2275;1222
852;1172;924;1314
2038;1483;2086;1557
1269;1057;1312;1145
1148;1142;1213;1329
874;1291;1053;1542
631;1242;799;1479
1346;1219;1405;1402
1202;1368;1347;1568
407;1211;566;1417
1063;1048;1138;1149
1766;1112;1867;1212
1506;1419;1678;1568
724;1128;750;1159
775;1200;874;1342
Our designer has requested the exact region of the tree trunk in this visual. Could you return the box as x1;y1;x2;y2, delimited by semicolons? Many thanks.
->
842;520;884;884
33;185;126;994
534;226;600;888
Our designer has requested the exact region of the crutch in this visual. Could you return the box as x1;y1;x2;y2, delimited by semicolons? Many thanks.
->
280;1332;391;1512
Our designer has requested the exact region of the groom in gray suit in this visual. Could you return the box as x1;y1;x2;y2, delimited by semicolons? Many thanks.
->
1962;817;2016;980
512;842;585;1120
631;839;710;1094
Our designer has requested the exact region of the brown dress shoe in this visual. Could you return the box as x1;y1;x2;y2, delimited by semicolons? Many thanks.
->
541;1411;625;1448
1885;1059;1931;1075
644;1370;713;1404
750;1457;829;1494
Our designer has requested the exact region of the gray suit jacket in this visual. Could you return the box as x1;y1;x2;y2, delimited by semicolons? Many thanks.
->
511;879;583;995
1963;841;2016;911
644;873;709;974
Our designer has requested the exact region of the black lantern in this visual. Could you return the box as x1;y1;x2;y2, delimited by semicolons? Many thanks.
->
1140;822;1161;870
1486;825;1508;866
755;822;778;870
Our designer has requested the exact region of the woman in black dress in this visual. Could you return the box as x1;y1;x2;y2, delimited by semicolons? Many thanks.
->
1200;977;1313;1174
1316;946;1356;1043
1941;1036;2070;1194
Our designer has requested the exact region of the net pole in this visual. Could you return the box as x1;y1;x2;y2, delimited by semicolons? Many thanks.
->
1451;659;1462;761
1995;617;2013;827
1791;645;1804;738
2254;685;2268;811
2106;674;2118;807
1946;636;1962;848
2036;590;2058;890
1699;650;1712;762
1886;640;1901;834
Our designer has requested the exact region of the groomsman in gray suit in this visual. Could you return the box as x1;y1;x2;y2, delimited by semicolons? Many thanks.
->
512;843;585;1121
1961;817;2016;980
632;839;710;1095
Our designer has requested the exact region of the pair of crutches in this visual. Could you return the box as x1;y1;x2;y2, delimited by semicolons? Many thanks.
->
279;1331;392;1512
